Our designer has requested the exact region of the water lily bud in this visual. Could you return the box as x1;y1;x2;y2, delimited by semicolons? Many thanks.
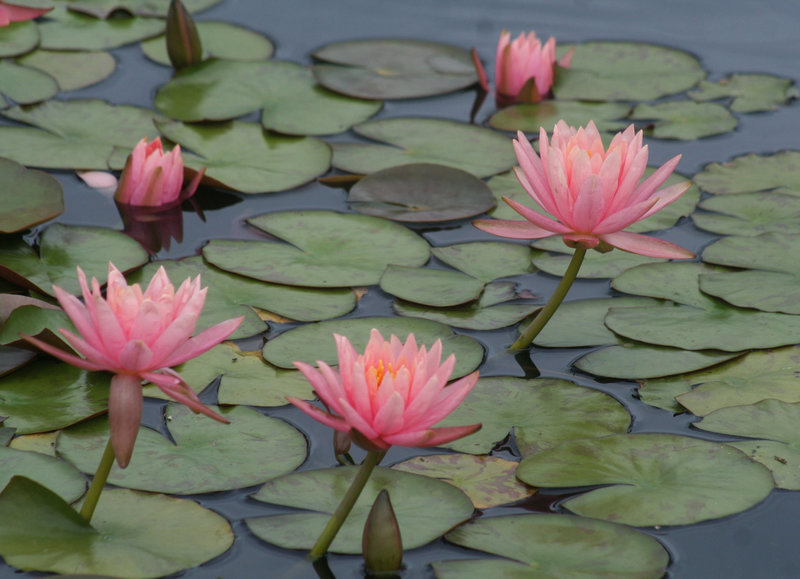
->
166;0;202;70
362;489;403;576
334;429;352;456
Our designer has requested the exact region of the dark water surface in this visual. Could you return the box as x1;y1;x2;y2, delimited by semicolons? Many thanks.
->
8;0;800;577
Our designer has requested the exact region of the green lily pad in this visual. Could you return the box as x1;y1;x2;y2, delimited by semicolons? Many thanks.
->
0;99;164;170
312;38;477;100
58;403;307;494
697;399;800;489
531;236;667;278
156;119;331;193
16;49;116;91
262;316;483;379
0;359;109;434
0;344;36;376
0;60;57;104
380;265;485;307
553;41;706;101
432;242;535;283
0;445;85;503
247;466;474;553
0;157;63;233
392;454;534;509
155;60;380;136
64;0;221;18
0;304;73;347
517;433;773;526
348;163;495;222
142;21;273;65
0;476;233;578
8;431;58;456
694;192;800;236
0;20;40;58
693;151;800;196
689;73;797;113
435;377;630;456
0;224;148;296
436;514;669;579
203;210;430;287
38;6;165;51
631;101;737;140
331;117;516;177
489;101;631;133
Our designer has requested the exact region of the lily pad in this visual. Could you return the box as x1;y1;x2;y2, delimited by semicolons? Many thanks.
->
435;377;630;456
436;514;669;578
65;0;221;18
0;344;36;376
631;101;737;140
7;431;58;456
38;6;165;51
0;157;63;233
693;151;800;196
553;41;706;101
489;101;631;133
531;236;667;278
0;60;57;104
348;163;495;222
0;21;40;58
517;433;773;526
0;304;73;348
58;404;307;494
331;117;516;177
312;38;477;100
0;476;233;578
247;466;474;553
261;316;483;379
16;49;116;91
203;210;430;287
0;445;86;503
156;120;331;193
432;242;535;283
380;265;485;307
693;192;800;236
689;73;797;113
155;59;380;136
142;21;273;64
0;224;148;296
392;454;534;509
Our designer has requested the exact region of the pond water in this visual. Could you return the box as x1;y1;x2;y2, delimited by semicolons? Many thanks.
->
3;0;800;577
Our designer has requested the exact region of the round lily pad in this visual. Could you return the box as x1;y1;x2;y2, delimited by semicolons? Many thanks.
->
16;49;116;91
693;151;800;196
203;210;430;288
0;157;63;233
435;377;630;456
0;446;86;503
66;0;222;18
436;514;669;578
531;236;667;279
0;60;58;104
58;404;307;494
348;163;495;222
261;316;483;379
141;21;273;65
380;265;485;307
247;466;474;553
0;21;39;58
312;38;477;100
693;192;800;236
489;101;631;133
517;433;774;526
688;73;798;113
38;7;166;51
331;117;516;177
432;242;535;283
0;476;233;578
631;101;737;140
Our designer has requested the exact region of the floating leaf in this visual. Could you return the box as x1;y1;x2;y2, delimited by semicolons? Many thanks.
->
0;20;39;58
531;236;666;278
689;73;797;113
8;431;58;456
693;151;800;196
0;60;57;104
489;101;630;133
0;477;233;577
247;466;473;553
380;265;485;307
65;0;221;18
156;120;331;193
631;101;737;140
0;344;36;376
693;192;800;236
0;304;73;348
142;21;273;64
58;404;307;494
392;454;534;509
517;433;773;526
331;117;515;177
0;157;63;233
553;41;706;101
0;445;86;503
436;514;669;578
262;316;483;379
312;38;477;100
432;242;535;283
435;377;629;455
38;7;165;51
155;60;380;136
203;210;430;287
575;344;738;380
16;49;116;91
348;163;495;222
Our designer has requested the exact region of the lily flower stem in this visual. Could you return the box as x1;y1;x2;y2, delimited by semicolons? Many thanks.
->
308;449;387;561
510;246;587;351
79;436;116;523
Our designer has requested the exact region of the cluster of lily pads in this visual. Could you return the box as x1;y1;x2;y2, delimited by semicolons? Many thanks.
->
0;0;799;577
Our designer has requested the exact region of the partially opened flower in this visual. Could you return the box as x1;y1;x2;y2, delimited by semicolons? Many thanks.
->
115;137;204;207
495;30;573;106
0;1;51;26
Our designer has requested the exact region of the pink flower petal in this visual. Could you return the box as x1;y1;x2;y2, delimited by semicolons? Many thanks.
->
600;231;696;259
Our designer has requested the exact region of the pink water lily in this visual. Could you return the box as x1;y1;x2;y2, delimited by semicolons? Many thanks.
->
0;1;51;26
495;30;573;106
289;329;480;451
474;121;694;259
115;136;204;207
22;263;242;467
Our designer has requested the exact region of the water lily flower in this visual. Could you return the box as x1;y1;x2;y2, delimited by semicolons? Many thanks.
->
0;1;52;26
495;30;573;106
115;136;204;208
22;263;242;468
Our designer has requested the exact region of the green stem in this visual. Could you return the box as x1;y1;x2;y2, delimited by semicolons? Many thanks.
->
79;436;115;523
510;246;587;351
308;449;386;561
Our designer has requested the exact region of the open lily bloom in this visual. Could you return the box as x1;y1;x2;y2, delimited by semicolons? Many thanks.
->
495;30;573;105
22;263;242;467
0;1;51;26
289;329;480;451
474;121;694;259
